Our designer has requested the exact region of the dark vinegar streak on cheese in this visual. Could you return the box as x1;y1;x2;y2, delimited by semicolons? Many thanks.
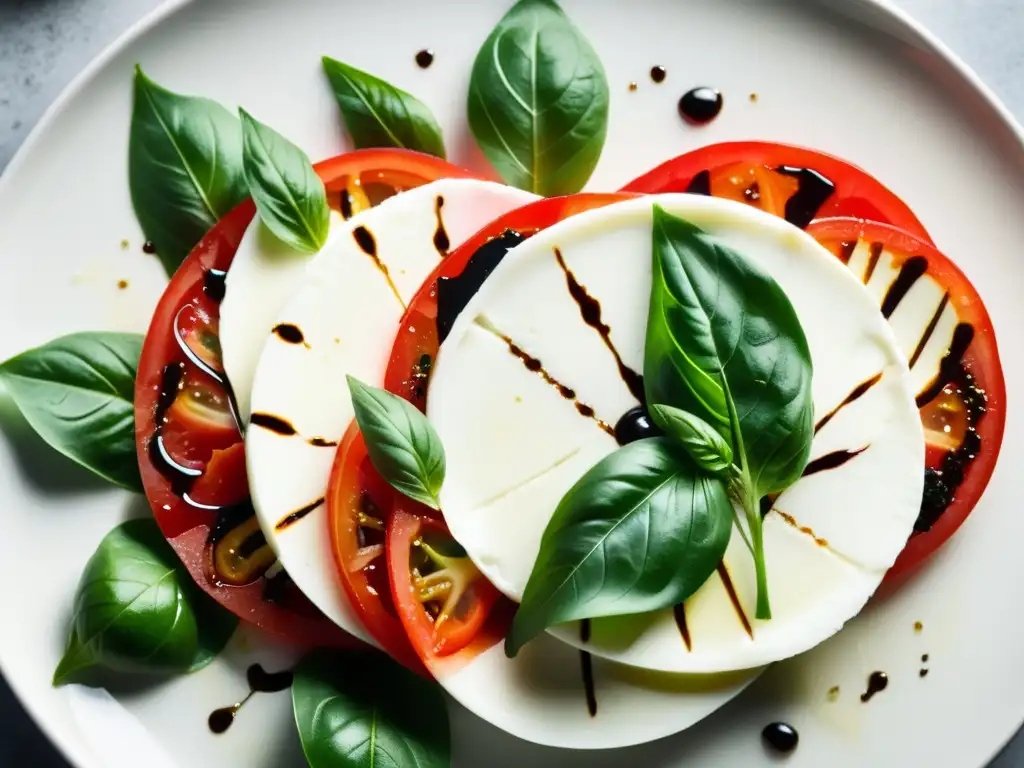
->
863;242;884;284
673;603;692;651
802;446;868;478
308;437;338;448
433;195;450;256
579;619;598;717
272;323;306;345
717;563;753;638
775;166;835;229
553;247;645;405
275;497;325;532
435;230;525;344
915;323;974;408
353;225;405;308
249;412;297;436
814;372;883;434
880;255;928;319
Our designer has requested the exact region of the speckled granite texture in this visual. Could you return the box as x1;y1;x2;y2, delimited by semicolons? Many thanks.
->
1;0;1022;765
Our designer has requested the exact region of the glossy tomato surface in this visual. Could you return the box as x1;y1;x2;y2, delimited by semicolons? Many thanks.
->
808;218;1005;585
136;150;476;646
622;141;931;241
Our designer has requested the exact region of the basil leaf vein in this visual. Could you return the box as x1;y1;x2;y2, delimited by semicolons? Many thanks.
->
347;376;445;510
506;438;732;657
129;66;247;275
240;109;330;254
0;332;144;491
292;649;450;768
467;0;609;196
322;57;445;158
644;205;815;618
53;519;237;686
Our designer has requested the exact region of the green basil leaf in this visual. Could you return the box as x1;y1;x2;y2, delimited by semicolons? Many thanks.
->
650;404;734;477
239;109;330;254
129;66;247;276
0;332;143;491
645;205;814;498
467;0;609;196
347;376;445;509
322;57;446;158
53;519;237;686
506;438;733;657
293;649;450;768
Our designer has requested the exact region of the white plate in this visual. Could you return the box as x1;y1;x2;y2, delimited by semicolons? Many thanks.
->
0;0;1021;766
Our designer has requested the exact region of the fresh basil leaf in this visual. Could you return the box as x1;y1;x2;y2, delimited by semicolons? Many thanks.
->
129;66;247;276
293;649;450;768
322;57;445;158
506;438;733;657
347;376;445;509
645;205;814;498
650;404;734;477
53;519;237;686
644;205;815;619
239;109;330;254
0;332;143;491
467;0;609;196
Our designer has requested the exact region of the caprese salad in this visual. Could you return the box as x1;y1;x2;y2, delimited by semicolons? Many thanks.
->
0;0;1004;764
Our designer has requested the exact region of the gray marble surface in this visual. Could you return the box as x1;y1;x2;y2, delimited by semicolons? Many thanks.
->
1;0;1022;765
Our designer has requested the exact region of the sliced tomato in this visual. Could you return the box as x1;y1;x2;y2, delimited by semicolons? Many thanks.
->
326;422;426;674
387;503;511;673
807;218;1005;585
136;150;477;646
621;141;931;241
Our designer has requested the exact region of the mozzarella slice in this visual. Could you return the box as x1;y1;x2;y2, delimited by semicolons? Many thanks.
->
429;195;924;673
245;180;536;643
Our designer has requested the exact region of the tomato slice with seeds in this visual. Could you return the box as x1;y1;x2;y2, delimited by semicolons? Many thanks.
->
807;218;1005;586
136;149;476;646
621;141;931;241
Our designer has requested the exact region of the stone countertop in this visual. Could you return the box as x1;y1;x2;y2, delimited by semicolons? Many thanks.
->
1;0;1022;765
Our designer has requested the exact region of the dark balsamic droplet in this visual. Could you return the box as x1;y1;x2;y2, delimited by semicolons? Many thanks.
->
650;65;667;83
275;497;325;532
433;195;450;255
249;412;297;436
762;722;799;753
775;166;836;229
142;240;157;254
353;225;376;256
802;446;867;478
678;87;722;125
203;269;228;303
272;323;305;345
208;705;239;734
415;49;435;68
860;671;889;702
614;407;662;446
685;169;712;196
919;668;929;678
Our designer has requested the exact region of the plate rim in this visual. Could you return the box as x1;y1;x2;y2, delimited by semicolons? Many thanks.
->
1;1;1022;766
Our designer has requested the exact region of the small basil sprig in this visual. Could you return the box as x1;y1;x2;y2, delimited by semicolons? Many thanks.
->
293;649;450;768
506;438;732;657
53;519;237;686
322;57;446;158
467;0;609;196
129;66;247;275
650;404;733;478
0;332;143;491
240;109;330;254
347;376;445;509
645;205;815;619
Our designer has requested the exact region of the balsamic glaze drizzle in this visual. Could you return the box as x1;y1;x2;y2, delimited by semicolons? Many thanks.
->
685;170;712;196
272;323;306;345
579;620;598;717
249;412;297;436
673;603;692;651
339;188;354;220
309;437;338;448
433;195;450;256
553;248;645;404
209;664;294;734
802;446;868;478
436;230;525;344
860;671;888;702
838;240;857;264
275;497;325;532
353;225;404;306
762;722;799;753
908;292;949;368
775;166;835;229
203;269;228;303
717;563;753;638
814;373;883;434
915;323;974;408
880;256;928;319
863;242;884;284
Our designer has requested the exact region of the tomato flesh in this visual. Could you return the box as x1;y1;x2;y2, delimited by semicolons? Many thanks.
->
136;149;476;646
807;218;1005;584
621;141;931;241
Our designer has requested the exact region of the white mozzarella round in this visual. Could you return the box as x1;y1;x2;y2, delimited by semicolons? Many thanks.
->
428;195;924;673
245;180;537;643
